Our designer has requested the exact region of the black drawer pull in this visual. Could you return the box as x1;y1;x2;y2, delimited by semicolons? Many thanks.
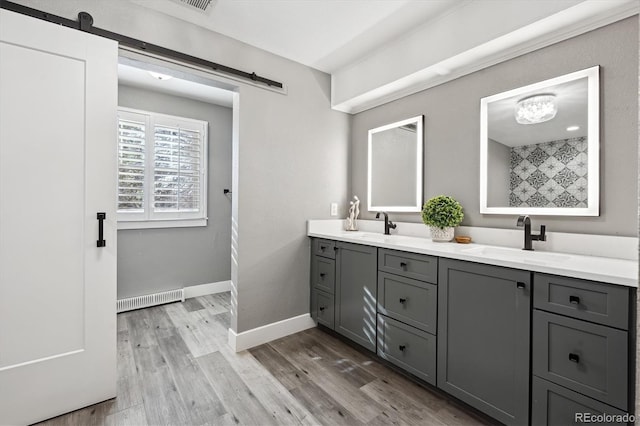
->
399;298;407;304
568;353;580;363
319;245;326;251
319;306;326;312
399;262;408;269
320;273;326;278
398;345;406;352
569;295;580;305
516;282;526;289
334;246;339;251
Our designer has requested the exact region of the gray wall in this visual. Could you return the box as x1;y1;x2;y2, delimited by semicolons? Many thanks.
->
117;85;232;299
18;0;350;332
19;0;351;333
351;17;638;236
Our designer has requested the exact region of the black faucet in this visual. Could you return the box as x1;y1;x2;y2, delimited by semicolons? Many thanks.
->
516;215;546;251
376;212;397;235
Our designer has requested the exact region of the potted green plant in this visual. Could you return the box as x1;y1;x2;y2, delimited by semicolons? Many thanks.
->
421;195;464;242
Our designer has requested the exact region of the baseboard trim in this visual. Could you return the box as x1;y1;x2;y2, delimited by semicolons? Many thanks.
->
184;280;232;299
228;313;316;352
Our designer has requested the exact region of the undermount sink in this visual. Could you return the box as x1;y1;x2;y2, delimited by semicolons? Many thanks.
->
462;246;570;263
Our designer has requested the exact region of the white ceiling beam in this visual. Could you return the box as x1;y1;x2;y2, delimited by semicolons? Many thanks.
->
331;0;639;114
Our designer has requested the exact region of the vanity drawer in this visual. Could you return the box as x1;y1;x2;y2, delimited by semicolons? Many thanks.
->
312;238;336;259
531;376;627;426
532;310;628;410
377;272;437;334
312;289;334;329
378;249;437;283
311;255;335;294
377;314;436;385
534;273;629;329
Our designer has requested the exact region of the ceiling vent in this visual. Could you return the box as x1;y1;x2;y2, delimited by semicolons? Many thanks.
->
171;0;216;13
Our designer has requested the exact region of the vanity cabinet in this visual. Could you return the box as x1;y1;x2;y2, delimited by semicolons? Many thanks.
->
310;238;378;351
310;238;336;329
531;273;631;425
309;236;635;426
376;248;438;384
334;241;377;351
437;258;531;426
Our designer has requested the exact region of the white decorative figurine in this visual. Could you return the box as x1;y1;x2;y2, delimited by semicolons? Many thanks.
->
345;195;360;231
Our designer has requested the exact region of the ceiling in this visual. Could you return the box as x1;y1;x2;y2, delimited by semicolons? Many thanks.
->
123;0;637;112
118;63;234;107
132;0;464;73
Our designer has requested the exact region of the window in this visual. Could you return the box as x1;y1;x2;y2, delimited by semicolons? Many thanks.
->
117;107;208;229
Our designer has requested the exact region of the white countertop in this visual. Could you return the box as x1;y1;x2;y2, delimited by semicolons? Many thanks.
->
308;223;638;288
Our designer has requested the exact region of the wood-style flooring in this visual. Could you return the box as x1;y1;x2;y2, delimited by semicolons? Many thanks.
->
37;292;490;426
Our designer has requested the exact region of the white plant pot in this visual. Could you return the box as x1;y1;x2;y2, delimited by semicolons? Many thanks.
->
430;226;455;242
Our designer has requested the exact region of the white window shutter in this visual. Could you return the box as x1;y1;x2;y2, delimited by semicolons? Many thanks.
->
117;117;145;212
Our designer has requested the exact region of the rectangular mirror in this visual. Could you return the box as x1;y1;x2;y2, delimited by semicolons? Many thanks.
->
368;115;424;212
480;66;599;216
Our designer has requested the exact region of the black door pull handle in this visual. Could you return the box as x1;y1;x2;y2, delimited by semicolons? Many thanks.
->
569;295;580;305
516;282;526;289
320;273;326;278
97;212;106;247
398;345;406;351
568;353;580;363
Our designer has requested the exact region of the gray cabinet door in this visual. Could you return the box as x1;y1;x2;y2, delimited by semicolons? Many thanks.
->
335;241;377;351
532;376;627;426
377;314;436;384
437;259;531;426
532;310;628;410
312;289;335;329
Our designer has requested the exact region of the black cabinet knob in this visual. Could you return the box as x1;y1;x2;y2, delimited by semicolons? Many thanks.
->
319;246;326;251
398;345;406;351
319;306;326;312
568;353;580;363
399;298;407;304
320;273;326;278
569;295;580;305
400;262;408;269
516;282;526;289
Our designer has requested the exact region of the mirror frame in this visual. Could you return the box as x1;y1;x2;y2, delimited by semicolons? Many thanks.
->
479;66;600;216
368;115;424;212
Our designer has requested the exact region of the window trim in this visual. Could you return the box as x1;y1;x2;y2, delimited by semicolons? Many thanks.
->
117;106;208;229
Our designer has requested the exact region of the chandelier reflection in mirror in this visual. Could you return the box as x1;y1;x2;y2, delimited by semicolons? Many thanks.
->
515;94;557;124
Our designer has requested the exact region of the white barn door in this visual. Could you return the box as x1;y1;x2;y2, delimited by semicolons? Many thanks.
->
0;10;118;425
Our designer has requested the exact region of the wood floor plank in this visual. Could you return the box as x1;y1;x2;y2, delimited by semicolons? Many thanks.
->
164;301;223;357
292;331;378;388
218;344;319;425
105;404;148;426
360;378;446;426
290;381;365;426
138;366;191;426
114;330;143;412
34;292;491;426
182;297;205;312
156;333;227;423
269;332;384;423
300;328;393;379
249;344;310;391
197;351;277;425
204;293;231;312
